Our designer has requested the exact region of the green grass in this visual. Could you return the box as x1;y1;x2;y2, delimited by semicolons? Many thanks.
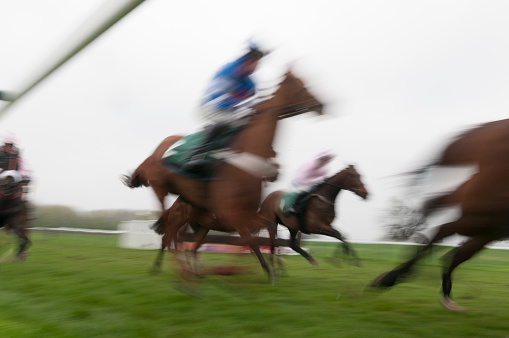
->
1;233;509;337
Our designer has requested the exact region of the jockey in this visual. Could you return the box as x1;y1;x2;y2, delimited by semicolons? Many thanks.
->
0;134;31;200
289;149;336;215
182;42;268;171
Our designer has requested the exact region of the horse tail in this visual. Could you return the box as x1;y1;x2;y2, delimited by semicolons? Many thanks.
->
122;160;151;188
421;176;471;218
399;158;441;187
151;210;169;235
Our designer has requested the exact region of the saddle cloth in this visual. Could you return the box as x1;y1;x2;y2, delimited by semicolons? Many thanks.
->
278;192;299;215
161;127;241;178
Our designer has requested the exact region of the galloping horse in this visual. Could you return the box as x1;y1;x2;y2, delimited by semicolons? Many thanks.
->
0;173;31;262
151;169;280;273
370;118;509;311
151;196;278;274
124;71;323;277
258;165;368;265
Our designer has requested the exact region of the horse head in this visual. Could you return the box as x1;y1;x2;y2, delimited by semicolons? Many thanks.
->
329;165;368;200
257;71;324;119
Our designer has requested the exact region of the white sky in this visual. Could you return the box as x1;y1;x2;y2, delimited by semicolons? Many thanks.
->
1;0;509;241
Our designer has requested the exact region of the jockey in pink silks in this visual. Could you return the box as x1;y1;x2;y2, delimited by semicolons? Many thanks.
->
288;149;336;216
292;149;336;190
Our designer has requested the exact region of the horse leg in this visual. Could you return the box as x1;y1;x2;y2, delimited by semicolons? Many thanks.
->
288;229;318;265
152;224;172;273
153;203;186;273
236;226;272;280
152;185;168;213
151;242;165;273
369;218;465;289
439;235;493;312
175;223;196;270
311;225;360;265
170;222;199;295
13;226;30;262
190;224;210;276
258;215;283;273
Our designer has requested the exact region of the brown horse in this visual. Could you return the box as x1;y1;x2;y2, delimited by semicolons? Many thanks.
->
407;118;509;175
258;165;368;265
151;168;281;273
124;71;323;278
370;118;509;311
0;175;31;262
151;196;279;274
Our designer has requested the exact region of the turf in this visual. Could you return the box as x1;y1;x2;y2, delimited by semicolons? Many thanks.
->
1;233;509;337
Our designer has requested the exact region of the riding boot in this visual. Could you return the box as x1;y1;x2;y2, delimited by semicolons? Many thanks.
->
286;192;309;232
288;191;308;215
295;211;307;233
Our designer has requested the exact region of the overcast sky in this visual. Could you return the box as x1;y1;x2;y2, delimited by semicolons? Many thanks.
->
1;0;509;240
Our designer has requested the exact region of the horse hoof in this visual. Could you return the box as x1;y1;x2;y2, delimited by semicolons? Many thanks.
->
200;265;251;276
149;267;162;274
349;259;362;267
269;271;279;285
368;272;390;288
173;282;200;298
439;295;466;312
13;253;27;263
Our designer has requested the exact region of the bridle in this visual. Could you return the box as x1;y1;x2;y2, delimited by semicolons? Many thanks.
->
256;99;321;118
255;77;322;118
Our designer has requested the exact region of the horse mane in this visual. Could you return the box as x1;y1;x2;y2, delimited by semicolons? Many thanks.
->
315;166;350;189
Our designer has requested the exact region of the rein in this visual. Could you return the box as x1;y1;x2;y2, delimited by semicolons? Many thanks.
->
322;181;343;189
310;180;347;206
256;99;321;117
310;193;335;206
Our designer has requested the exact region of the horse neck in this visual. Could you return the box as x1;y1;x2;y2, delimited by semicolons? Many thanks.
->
233;103;280;158
318;172;347;202
232;74;313;158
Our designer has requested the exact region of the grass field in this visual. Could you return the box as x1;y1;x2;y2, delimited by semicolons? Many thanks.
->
1;232;509;337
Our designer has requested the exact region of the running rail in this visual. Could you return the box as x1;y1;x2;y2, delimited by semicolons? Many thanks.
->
0;0;146;118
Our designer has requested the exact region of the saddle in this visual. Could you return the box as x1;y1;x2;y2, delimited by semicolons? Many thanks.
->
279;185;322;233
161;126;242;178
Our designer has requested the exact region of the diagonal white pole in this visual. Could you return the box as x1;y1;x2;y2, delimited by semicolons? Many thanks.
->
0;0;146;118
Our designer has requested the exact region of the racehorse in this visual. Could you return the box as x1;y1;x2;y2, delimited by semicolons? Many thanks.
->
151;196;279;275
258;165;368;265
370;118;509;311
0;172;31;262
123;71;323;278
151;169;281;274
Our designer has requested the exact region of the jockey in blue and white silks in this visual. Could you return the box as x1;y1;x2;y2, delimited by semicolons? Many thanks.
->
200;42;265;125
201;56;257;122
183;43;268;171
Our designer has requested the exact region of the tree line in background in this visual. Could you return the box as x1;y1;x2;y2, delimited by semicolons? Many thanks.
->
382;198;429;243
30;200;428;240
30;205;160;230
